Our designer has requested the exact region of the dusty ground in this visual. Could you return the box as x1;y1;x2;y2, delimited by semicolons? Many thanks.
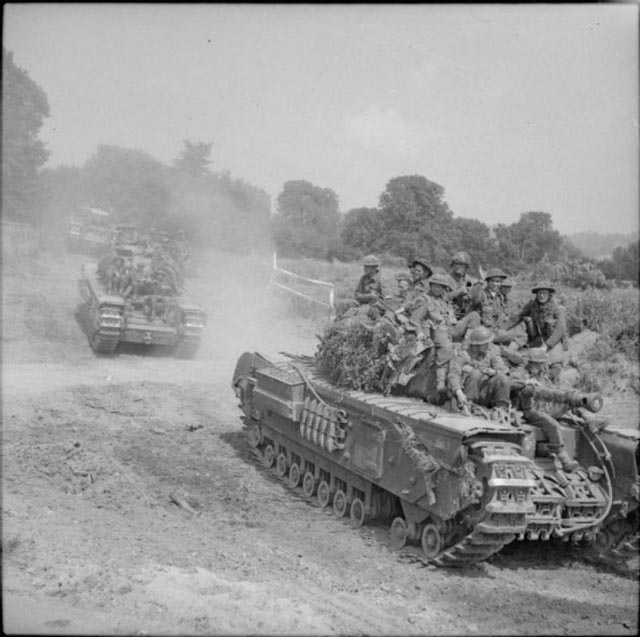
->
2;246;639;636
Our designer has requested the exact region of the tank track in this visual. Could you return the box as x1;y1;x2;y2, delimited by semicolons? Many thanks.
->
246;422;531;568
575;515;639;579
426;441;531;567
90;331;119;355
173;338;200;359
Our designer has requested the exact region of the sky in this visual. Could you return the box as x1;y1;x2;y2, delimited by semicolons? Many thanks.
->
3;3;639;235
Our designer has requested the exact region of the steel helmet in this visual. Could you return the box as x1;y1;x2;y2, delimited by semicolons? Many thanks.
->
450;251;471;266
362;254;380;268
468;326;495;345
500;277;514;288
527;347;549;364
410;256;433;275
531;280;556;293
429;272;454;291
485;268;507;281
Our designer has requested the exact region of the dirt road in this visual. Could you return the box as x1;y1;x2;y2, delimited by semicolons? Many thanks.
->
2;248;638;635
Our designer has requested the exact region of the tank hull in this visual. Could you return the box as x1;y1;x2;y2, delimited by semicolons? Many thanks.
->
232;352;640;570
78;262;206;357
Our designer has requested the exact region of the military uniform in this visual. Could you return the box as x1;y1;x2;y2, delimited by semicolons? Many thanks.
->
448;272;476;320
510;356;578;471
354;272;388;305
469;285;508;331
448;343;511;408
504;293;568;381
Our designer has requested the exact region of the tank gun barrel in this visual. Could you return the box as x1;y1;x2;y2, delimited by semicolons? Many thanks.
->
521;385;603;413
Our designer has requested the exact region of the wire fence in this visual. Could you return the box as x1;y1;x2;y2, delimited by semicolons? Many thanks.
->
268;252;335;320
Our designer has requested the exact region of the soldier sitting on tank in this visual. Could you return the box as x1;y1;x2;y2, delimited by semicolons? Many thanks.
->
353;255;388;305
510;348;578;472
123;264;148;300
389;272;413;310
144;270;177;321
448;251;477;320
503;281;568;385
115;258;134;294
396;272;455;396
496;277;528;349
447;327;511;413
468;268;510;335
106;256;125;294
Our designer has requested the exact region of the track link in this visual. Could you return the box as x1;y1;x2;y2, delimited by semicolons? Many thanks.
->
425;441;534;567
578;519;639;579
91;331;118;355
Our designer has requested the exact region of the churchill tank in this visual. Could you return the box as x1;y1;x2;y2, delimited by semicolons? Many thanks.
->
231;351;639;572
77;241;206;357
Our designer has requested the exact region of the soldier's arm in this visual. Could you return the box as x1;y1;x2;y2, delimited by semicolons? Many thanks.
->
409;294;429;324
489;347;509;374
503;300;530;332
424;297;445;325
354;276;373;303
544;304;567;349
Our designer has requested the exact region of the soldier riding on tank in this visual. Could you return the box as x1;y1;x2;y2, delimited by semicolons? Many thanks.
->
503;280;568;384
448;251;475;320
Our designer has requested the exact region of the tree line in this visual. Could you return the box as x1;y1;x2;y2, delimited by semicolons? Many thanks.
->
3;46;637;284
271;176;639;286
2;48;271;254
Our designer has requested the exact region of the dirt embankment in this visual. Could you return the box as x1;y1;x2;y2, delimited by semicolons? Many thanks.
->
2;247;638;636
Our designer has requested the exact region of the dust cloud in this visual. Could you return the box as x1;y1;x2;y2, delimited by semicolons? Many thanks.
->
187;247;322;369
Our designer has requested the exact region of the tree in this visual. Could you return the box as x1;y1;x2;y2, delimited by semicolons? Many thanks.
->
2;48;50;222
173;140;213;178
339;207;384;257
508;211;563;263
271;180;341;258
376;175;455;263
83;145;170;227
598;240;639;283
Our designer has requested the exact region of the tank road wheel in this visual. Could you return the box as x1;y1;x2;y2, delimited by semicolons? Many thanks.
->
421;524;442;559
302;473;316;498
333;489;348;518
317;481;331;508
288;463;301;488
390;517;408;549
263;444;275;468
247;423;262;448
275;453;288;478
350;498;366;528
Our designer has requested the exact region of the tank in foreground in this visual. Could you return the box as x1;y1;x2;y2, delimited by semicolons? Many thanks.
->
231;351;639;571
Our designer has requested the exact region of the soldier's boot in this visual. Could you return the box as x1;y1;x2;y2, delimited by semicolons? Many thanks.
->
556;449;578;473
